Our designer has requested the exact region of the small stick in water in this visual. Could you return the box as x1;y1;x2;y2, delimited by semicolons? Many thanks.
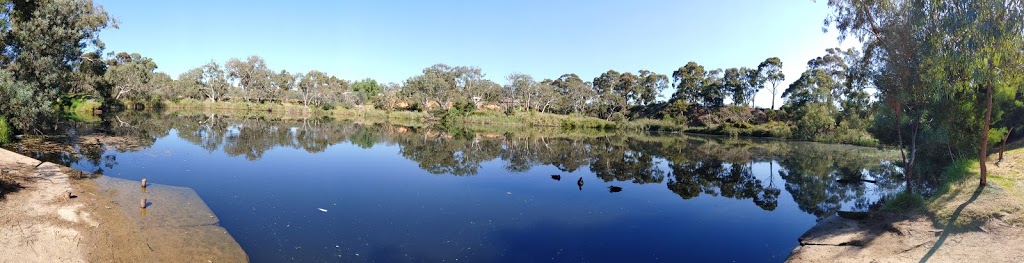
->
141;178;147;188
140;198;147;208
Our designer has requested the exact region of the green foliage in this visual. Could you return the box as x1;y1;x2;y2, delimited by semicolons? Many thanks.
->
0;68;54;131
794;102;836;139
352;78;381;103
104;52;159;102
0;116;12;145
0;0;112;131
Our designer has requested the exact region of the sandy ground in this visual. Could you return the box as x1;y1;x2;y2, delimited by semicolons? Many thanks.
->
788;147;1024;263
787;212;1024;262
0;148;248;262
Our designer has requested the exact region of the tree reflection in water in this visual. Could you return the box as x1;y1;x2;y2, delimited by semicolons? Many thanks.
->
23;111;902;218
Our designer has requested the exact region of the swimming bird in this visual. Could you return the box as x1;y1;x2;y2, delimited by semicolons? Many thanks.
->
577;177;584;187
608;186;622;193
551;175;561;181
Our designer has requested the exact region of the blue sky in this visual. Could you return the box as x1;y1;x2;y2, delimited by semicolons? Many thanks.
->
95;0;855;108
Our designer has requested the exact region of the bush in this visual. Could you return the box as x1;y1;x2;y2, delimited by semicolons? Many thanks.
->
794;103;836;139
882;191;926;212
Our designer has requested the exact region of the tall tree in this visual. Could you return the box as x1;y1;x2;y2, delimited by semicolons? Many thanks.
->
200;61;229;102
638;70;669;107
550;73;593;115
757;57;785;110
672;62;706;105
226;55;273;103
298;70;328;107
352;78;381;104
825;0;1024;189
0;0;113;131
700;69;726;108
723;68;746;106
505;73;536;111
104;52;157;101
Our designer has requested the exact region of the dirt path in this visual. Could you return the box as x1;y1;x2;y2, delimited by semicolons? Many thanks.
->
788;147;1024;263
0;148;248;262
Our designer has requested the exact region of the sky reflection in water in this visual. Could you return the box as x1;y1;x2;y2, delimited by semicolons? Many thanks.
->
20;112;902;262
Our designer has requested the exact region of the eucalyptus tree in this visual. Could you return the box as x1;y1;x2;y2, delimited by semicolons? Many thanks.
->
298;70;329;107
104;52;158;101
534;80;558;113
505;73;536;111
550;73;593;115
404;64;484;111
270;70;296;102
638;70;669;107
0;0;112;131
700;69;725;108
672;62;706;105
377;82;403;111
613;72;640;111
226;55;273;103
741;67;760;108
757;57;785;110
782;48;857;139
723;68;746;106
200;61;229;102
73;51;108;97
593;70;626;118
147;72;175;101
825;0;1024;188
352;78;381;104
176;67;206;100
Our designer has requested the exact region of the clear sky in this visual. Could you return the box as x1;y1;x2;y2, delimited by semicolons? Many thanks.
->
95;0;856;108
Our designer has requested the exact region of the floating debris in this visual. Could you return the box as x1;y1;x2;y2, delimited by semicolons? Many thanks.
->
318;208;328;212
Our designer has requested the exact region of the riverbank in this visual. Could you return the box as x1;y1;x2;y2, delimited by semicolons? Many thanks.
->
109;99;878;146
0;148;247;262
787;145;1024;262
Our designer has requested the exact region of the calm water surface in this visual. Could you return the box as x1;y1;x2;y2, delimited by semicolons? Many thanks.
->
13;112;902;262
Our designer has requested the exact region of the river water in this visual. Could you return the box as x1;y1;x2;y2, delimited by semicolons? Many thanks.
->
11;111;903;262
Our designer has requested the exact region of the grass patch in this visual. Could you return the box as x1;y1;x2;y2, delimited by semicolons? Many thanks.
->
908;148;1024;230
622;118;684;132
66;97;102;113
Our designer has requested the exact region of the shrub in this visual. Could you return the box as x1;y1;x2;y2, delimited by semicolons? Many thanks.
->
881;191;926;212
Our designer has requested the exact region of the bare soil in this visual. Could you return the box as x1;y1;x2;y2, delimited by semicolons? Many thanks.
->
0;148;247;262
